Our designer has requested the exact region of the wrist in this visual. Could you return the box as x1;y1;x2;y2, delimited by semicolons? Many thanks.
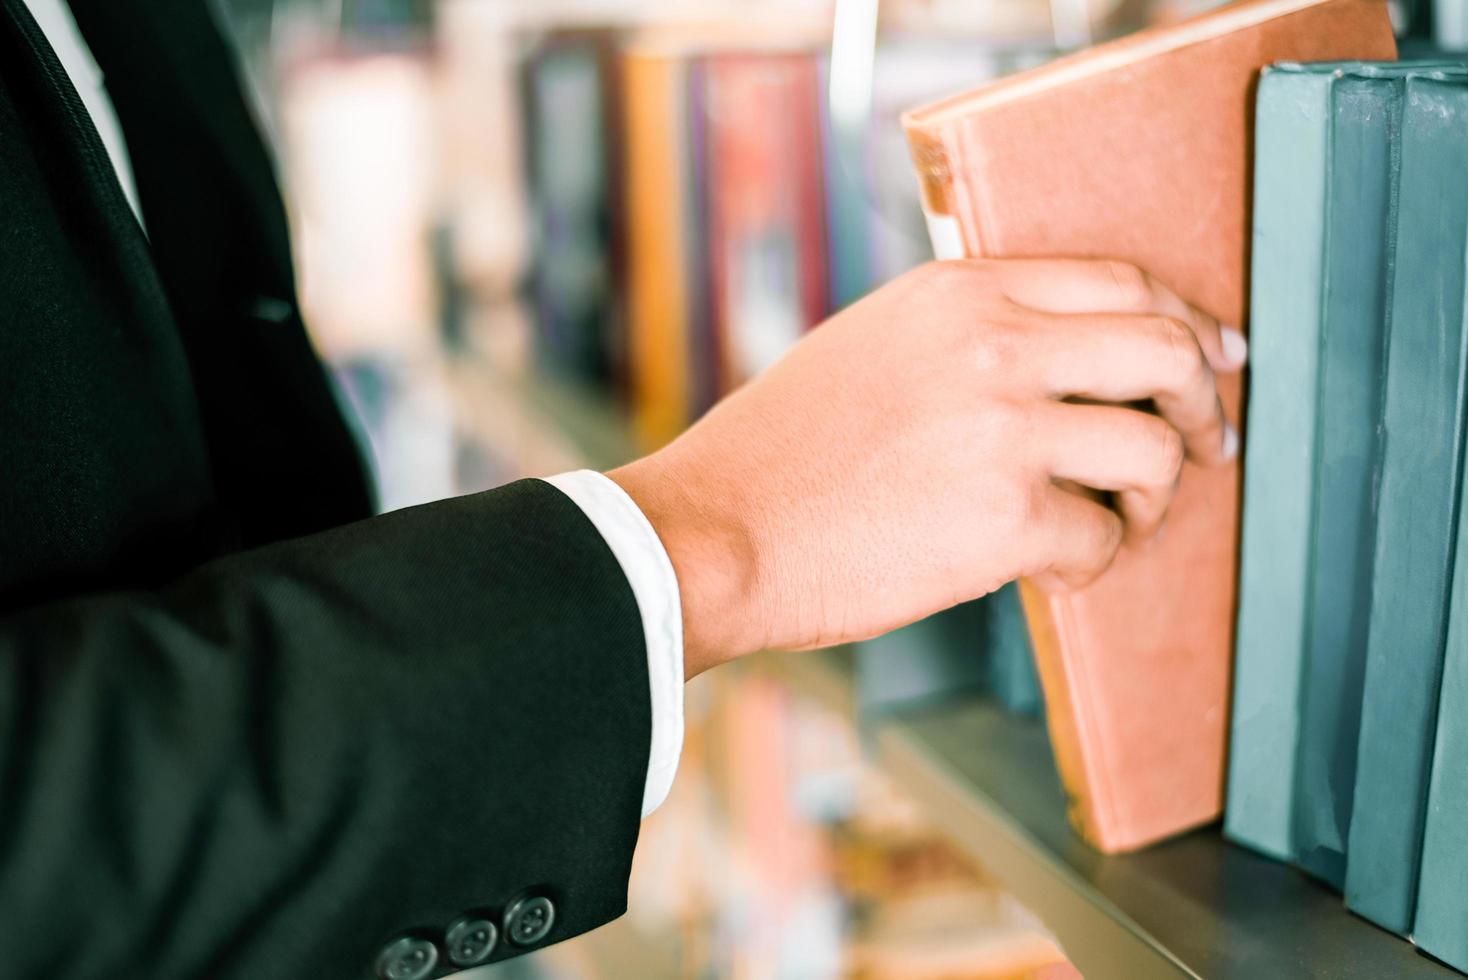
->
607;449;764;678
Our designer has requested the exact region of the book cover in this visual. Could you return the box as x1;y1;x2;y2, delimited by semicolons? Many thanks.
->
523;35;621;386
683;58;720;418
903;0;1396;852
700;51;828;390
856;602;991;716
1416;642;1468;971
856;586;1040;717
621;47;694;450
983;582;1042;715
1347;72;1468;936
1415;191;1468;959
1292;66;1392;889
1227;62;1336;864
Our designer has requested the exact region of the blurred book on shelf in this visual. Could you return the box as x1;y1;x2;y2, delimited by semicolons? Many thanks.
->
620;38;696;449
522;30;626;386
855;588;1040;720
701;50;828;388
1443;0;1468;47
436;0;531;297
883;0;1121;38
280;49;440;362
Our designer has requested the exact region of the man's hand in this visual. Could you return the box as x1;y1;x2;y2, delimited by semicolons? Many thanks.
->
609;258;1247;678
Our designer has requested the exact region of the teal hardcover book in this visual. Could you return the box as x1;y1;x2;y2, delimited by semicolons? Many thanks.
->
525;39;618;385
855;587;1039;717
1346;73;1468;936
1293;62;1468;890
1292;70;1393;888
1407;77;1468;968
982;583;1040;716
854;602;988;715
1415;442;1468;972
1226;63;1336;862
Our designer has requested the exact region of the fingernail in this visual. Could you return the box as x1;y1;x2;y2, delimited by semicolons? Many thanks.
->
1222;423;1239;460
1220;326;1249;367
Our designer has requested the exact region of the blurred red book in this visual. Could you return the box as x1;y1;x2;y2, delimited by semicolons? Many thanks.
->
698;51;828;394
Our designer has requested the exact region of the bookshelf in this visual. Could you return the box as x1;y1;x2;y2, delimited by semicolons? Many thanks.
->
771;647;1461;980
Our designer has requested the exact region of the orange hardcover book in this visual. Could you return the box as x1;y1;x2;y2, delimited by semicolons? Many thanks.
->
622;47;694;451
903;0;1395;852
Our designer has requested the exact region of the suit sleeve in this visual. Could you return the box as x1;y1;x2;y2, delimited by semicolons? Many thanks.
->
0;479;652;980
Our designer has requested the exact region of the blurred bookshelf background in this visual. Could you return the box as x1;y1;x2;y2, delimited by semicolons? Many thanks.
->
208;1;1460;977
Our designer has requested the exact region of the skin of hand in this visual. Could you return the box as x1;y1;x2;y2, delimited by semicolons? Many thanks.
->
608;258;1248;679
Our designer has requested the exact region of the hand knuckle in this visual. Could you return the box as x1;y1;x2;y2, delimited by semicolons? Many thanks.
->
920;258;984;291
1080;509;1124;580
972;317;1022;375
1147;418;1186;481
1158;316;1205;388
1105;259;1150;305
1019;481;1051;532
982;396;1024;440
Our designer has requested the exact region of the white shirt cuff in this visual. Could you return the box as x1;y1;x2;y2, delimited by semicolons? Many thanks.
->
541;471;684;817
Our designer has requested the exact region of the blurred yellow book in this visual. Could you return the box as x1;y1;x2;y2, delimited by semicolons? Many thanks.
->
622;46;692;450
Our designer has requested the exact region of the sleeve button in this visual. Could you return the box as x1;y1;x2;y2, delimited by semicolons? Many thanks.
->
504;895;556;946
374;936;438;980
445;915;498;967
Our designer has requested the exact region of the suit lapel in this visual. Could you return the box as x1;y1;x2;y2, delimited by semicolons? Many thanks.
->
58;0;377;543
0;0;171;318
63;0;300;318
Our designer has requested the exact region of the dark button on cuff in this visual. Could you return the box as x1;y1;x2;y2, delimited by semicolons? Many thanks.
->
375;936;438;980
446;915;498;967
504;895;556;947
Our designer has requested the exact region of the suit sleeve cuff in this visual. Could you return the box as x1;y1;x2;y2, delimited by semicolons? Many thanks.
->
540;470;684;817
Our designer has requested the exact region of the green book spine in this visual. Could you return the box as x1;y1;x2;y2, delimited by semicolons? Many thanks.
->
982;582;1041;715
1408;77;1468;969
1294;67;1422;891
1296;60;1468;893
525;41;619;385
1416;452;1468;970
1346;74;1468;935
1226;65;1334;862
854;602;988;715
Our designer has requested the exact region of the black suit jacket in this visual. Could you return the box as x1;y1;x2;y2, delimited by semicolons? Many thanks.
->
0;1;652;977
